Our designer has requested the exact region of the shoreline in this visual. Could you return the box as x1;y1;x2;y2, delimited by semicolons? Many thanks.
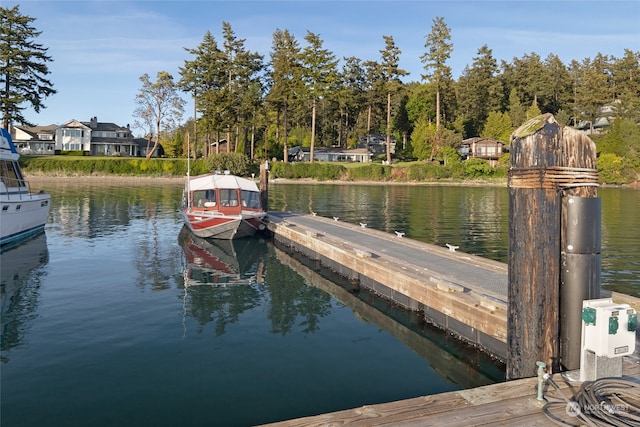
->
24;174;508;188
24;173;638;189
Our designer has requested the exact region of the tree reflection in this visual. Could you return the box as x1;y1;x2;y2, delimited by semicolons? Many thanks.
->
263;260;332;335
1;233;49;363
178;229;332;336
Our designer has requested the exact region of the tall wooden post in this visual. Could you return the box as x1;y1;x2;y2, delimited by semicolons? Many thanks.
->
259;161;269;212
507;114;598;380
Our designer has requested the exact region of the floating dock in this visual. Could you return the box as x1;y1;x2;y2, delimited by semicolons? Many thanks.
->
267;211;510;359
264;211;640;426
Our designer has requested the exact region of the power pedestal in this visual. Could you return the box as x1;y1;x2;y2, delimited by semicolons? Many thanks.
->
580;298;638;381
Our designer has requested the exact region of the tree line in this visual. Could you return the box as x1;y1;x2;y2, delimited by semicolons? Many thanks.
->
141;17;640;171
2;5;639;172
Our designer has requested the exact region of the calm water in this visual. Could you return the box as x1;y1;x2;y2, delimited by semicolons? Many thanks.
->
1;180;638;427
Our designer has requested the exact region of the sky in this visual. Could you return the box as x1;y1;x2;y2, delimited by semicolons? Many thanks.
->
10;0;640;134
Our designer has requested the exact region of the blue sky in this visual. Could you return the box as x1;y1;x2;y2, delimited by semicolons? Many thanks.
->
12;0;640;134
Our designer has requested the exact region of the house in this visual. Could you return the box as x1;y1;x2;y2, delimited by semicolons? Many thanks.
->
459;137;505;166
572;101;620;135
359;133;396;155
10;117;159;157
11;124;57;154
288;146;373;163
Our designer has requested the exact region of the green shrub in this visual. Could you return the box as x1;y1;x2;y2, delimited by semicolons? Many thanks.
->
406;163;451;180
206;152;251;176
597;153;637;184
269;161;345;180
347;164;391;181
463;158;493;178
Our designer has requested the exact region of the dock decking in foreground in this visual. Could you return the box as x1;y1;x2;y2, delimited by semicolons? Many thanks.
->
264;211;640;426
261;360;639;426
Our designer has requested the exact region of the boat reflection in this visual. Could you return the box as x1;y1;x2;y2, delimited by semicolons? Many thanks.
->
1;232;49;362
178;227;268;336
178;226;267;287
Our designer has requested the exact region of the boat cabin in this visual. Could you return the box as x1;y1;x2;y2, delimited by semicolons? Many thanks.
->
185;173;263;215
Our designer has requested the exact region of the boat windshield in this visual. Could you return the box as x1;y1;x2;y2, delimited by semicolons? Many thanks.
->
0;160;26;188
219;189;239;207
194;189;217;207
241;190;261;209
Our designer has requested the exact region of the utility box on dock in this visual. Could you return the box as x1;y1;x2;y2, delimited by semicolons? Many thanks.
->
580;298;637;381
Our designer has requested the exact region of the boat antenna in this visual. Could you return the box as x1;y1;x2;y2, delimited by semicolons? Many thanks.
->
186;134;191;209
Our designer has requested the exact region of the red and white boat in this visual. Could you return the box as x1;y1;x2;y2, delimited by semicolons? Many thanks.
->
180;171;267;240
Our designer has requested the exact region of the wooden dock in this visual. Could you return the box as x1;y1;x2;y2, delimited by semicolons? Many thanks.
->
267;211;508;359
264;211;640;426
260;359;639;426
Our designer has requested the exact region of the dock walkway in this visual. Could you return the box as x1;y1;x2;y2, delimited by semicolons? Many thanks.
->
267;211;509;357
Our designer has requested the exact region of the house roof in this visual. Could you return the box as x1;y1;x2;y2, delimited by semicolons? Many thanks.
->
14;124;57;136
462;137;505;144
81;121;129;131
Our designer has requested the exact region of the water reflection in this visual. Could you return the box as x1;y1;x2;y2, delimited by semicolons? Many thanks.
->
1;233;49;362
273;241;505;386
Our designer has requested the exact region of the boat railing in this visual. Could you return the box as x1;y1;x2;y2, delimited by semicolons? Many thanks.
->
0;176;32;199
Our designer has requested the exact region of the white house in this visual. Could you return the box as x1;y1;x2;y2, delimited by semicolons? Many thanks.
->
11;124;56;154
11;117;158;157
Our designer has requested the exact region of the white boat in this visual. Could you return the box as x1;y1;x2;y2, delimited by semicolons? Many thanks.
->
0;128;51;247
180;171;267;240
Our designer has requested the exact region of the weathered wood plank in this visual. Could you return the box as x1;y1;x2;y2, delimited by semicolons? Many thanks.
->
261;365;639;427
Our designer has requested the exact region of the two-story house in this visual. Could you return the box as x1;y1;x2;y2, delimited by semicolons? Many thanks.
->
11;117;158;157
459;137;506;166
57;116;146;156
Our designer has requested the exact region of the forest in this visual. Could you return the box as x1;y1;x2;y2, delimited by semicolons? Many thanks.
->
154;18;640;180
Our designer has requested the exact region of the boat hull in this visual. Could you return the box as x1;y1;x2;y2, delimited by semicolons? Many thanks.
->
180;210;267;240
0;193;51;247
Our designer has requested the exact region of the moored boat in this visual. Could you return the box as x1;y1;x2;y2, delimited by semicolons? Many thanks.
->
180;170;267;240
0;128;51;247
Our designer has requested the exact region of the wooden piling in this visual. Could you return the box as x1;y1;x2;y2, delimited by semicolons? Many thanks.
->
507;114;599;379
260;161;269;212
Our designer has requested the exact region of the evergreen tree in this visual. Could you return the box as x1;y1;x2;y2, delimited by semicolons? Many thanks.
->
267;29;302;162
508;88;525;128
456;44;501;136
542;54;572;115
481;111;512;142
420;16;453;132
221;22;264;154
379;35;408;164
611;49;640;122
525;97;542;120
301;31;338;162
336;56;366;147
573;54;613;130
178;31;226;158
1;5;56;128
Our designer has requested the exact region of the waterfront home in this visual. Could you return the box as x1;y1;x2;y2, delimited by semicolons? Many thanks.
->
459;137;506;166
10;116;159;157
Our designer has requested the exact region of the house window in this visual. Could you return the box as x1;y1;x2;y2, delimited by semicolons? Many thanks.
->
63;129;82;138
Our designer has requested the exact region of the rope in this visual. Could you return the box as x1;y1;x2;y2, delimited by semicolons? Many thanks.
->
542;375;640;426
508;166;599;190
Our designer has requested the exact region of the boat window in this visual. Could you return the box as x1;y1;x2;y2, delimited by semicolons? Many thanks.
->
193;190;216;207
220;189;238;207
241;190;261;209
0;160;24;187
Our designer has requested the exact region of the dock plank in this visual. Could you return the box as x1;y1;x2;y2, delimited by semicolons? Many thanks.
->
262;362;639;427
